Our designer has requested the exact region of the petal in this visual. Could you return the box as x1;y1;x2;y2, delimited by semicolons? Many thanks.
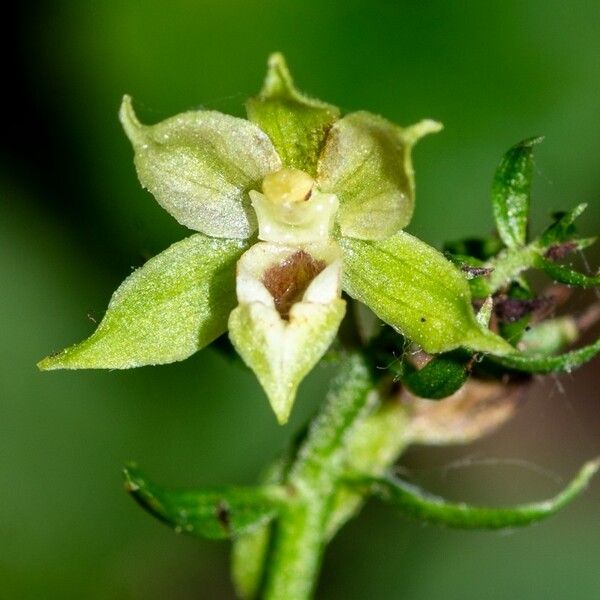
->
339;232;513;355
246;53;340;176
229;299;346;424
317;112;442;240
38;234;249;369
228;241;345;423
120;96;281;239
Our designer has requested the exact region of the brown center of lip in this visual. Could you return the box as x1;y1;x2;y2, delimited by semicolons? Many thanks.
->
262;250;326;320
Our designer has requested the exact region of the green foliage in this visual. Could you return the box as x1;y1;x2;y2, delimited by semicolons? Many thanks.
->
39;234;248;369
359;458;599;529
489;336;600;374
538;203;588;248
37;50;600;600
123;465;281;540
491;137;542;248
533;256;600;287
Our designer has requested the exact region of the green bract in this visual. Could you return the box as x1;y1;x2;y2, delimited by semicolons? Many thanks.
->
39;53;513;423
492;136;543;248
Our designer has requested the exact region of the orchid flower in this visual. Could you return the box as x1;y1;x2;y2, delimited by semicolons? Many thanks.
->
39;54;511;423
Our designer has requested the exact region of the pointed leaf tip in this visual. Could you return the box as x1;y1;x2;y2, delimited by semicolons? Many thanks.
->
123;465;280;539
357;457;599;530
401;119;444;145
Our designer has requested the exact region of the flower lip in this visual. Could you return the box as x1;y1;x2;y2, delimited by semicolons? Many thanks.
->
235;242;342;319
262;250;326;319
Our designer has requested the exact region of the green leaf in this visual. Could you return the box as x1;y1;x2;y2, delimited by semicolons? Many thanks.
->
120;96;281;239
39;234;248;370
317;112;442;240
492;137;543;248
359;459;599;529
246;53;340;176
123;466;281;539
489;336;600;373
400;353;469;400
534;255;600;287
339;231;514;355
538;203;587;248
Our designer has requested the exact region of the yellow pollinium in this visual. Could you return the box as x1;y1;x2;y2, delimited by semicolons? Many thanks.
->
262;168;315;204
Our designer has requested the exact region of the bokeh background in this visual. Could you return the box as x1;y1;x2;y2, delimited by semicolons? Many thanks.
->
3;1;600;598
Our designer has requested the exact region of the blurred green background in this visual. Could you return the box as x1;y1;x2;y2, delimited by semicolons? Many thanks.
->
2;1;600;598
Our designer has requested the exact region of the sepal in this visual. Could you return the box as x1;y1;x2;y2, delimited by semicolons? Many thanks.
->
340;231;513;355
38;234;247;369
120;96;281;238
228;242;346;423
246;53;340;175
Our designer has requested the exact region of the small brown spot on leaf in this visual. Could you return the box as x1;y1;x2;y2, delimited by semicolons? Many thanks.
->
262;250;326;319
545;242;577;262
215;501;231;533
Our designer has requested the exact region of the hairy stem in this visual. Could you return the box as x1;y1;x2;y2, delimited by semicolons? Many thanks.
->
262;352;376;599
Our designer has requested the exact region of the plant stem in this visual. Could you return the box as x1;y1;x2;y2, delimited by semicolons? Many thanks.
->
261;497;329;600
262;352;375;599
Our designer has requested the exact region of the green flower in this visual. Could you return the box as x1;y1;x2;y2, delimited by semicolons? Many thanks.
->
39;54;512;423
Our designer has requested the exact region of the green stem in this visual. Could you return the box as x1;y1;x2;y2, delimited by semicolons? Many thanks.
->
229;352;416;599
262;499;328;600
262;352;376;600
481;245;536;296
